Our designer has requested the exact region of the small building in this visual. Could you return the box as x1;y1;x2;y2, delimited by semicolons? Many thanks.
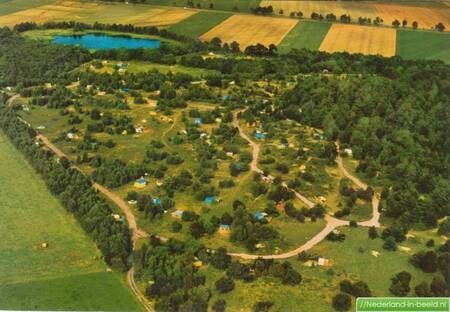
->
134;177;147;188
218;224;231;235
149;111;157;116
226;152;234;158
344;148;353;157
254;212;268;221
67;132;77;140
41;242;49;248
193;260;203;268
276;202;285;211
152;198;161;205
204;196;215;205
200;133;208;139
215;118;222;123
223;95;231;100
128;200;137;205
299;164;306;172
317;257;330;267
317;196;327;203
135;127;144;134
255;131;266;140
255;243;265;249
171;210;184;219
112;214;121;222
194;118;202;125
156;180;164;187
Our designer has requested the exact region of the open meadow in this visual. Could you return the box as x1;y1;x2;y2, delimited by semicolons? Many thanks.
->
200;14;298;48
319;23;397;57
0;132;140;311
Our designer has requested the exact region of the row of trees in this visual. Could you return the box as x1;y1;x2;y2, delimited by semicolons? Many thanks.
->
0;95;131;269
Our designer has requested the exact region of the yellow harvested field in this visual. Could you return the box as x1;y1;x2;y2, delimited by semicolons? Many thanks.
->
374;3;450;31
261;0;379;19
0;1;196;27
200;15;298;48
261;0;450;31
133;9;196;27
319;24;396;57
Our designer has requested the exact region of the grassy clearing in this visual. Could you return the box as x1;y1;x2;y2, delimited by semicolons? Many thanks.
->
0;272;140;311
0;132;140;311
86;60;219;77
278;20;331;53
168;11;232;38
396;29;450;63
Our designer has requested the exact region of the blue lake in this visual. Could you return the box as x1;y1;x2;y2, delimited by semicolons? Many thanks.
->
52;33;161;50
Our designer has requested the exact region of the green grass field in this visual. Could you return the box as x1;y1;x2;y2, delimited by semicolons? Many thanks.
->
168;11;232;38
0;132;140;311
278;21;331;53
396;29;450;63
147;0;261;13
0;0;54;16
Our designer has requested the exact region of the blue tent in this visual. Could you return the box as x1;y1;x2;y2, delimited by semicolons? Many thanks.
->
136;177;147;185
254;212;266;221
122;88;129;93
194;118;202;125
204;196;215;204
152;198;161;205
255;132;265;139
219;224;230;230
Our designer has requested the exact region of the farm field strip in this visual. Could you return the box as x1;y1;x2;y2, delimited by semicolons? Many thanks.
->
319;23;397;57
374;3;450;31
200;14;298;48
168;11;232;38
277;20;331;52
0;0;196;27
261;0;450;32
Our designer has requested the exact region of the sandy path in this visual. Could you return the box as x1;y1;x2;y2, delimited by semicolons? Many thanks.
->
229;112;381;260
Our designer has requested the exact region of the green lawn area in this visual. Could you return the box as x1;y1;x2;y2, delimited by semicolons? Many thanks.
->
0;0;54;16
278;20;331;53
168;11;232;38
396;29;450;63
147;0;261;13
0;132;140;311
199;226;444;312
89;60;219;77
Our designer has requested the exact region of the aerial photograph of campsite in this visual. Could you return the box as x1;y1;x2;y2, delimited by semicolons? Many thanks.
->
0;0;449;311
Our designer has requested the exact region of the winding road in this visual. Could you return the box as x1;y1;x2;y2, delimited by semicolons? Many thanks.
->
229;111;381;260
35;134;154;312
27;104;381;307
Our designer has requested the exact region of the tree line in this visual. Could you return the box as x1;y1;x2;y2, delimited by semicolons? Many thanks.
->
0;95;132;270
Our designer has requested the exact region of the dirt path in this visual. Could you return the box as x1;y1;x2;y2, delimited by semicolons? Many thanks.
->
35;134;153;312
127;268;154;312
336;143;380;228
229;112;381;260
